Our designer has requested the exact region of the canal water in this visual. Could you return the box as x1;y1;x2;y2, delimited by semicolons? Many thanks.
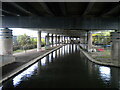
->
1;44;120;89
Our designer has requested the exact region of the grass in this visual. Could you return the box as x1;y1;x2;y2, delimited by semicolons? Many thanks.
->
13;50;24;53
90;49;111;63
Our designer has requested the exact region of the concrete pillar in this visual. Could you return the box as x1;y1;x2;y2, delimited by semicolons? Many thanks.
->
45;33;49;49
111;32;120;66
87;31;92;52
55;35;57;45
66;36;68;43
58;35;60;44
0;28;15;67
61;35;63;44
51;34;54;46
84;33;88;49
83;36;86;49
37;31;41;51
64;36;66;44
62;36;64;44
67;37;69;43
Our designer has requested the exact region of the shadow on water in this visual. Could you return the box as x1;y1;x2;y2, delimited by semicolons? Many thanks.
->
1;44;120;89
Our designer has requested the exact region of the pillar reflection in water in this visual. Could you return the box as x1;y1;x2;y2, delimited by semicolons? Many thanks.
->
59;48;61;56
52;51;56;59
60;48;62;56
111;68;120;88
51;52;54;63
87;60;94;76
41;57;46;66
74;44;75;52
2;80;14;89
71;45;73;53
64;45;67;54
62;46;64;55
46;55;49;64
38;61;42;75
64;46;65;55
68;45;71;54
48;53;52;63
57;50;59;58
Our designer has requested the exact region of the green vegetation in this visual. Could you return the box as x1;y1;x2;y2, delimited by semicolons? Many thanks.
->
92;31;114;45
13;50;24;53
13;34;46;53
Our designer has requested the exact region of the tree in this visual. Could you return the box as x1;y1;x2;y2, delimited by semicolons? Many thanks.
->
92;31;111;45
17;34;31;46
17;34;32;50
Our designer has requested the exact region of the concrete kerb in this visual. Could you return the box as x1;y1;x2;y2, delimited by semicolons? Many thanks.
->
0;44;65;84
78;45;120;68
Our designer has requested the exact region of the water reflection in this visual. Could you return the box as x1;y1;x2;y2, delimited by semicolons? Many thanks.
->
46;55;49;64
57;50;59;57
53;51;56;58
49;54;52;63
13;63;38;87
0;86;2;90
41;57;46;66
99;66;111;83
61;47;64;55
60;48;62;56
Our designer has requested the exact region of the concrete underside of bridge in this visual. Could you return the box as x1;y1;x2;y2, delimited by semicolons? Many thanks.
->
0;2;120;67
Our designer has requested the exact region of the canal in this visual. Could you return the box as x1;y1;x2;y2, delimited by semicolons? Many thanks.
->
1;44;120;89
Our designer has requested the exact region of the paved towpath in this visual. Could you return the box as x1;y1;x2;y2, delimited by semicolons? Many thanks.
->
1;45;63;79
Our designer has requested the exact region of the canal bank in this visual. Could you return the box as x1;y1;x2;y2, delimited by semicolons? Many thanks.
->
78;45;120;68
0;44;65;84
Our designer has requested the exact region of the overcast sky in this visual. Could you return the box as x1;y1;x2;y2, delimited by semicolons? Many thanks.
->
10;28;47;37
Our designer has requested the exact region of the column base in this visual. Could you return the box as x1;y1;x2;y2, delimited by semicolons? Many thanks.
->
112;60;120;66
0;55;15;67
45;45;50;50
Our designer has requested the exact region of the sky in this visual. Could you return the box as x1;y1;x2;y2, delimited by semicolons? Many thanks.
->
0;28;47;37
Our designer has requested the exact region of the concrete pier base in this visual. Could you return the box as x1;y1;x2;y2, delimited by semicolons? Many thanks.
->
0;28;15;67
0;55;15;67
111;32;120;66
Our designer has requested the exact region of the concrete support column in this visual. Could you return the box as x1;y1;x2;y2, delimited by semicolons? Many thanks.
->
51;34;54;46
63;36;64;44
66;36;68;44
111;32;120;65
46;33;49;49
64;36;66;44
58;35;60;45
61;35;63;44
67;37;69;43
55;35;57;45
37;31;41;51
0;28;15;67
87;31;92;52
70;37;71;44
83;36;86;49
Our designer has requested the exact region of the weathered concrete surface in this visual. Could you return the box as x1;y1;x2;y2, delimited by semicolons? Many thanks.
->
0;55;15;67
2;17;119;30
